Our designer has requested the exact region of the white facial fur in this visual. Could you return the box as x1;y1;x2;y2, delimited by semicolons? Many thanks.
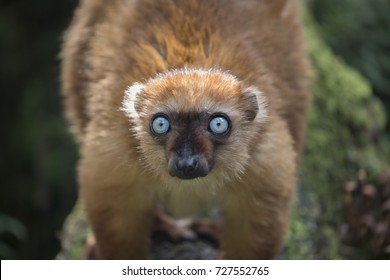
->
122;82;145;120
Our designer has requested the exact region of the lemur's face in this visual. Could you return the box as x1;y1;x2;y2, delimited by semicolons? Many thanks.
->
122;68;268;185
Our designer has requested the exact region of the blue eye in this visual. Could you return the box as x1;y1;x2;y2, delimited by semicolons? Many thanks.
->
151;116;170;135
209;115;230;135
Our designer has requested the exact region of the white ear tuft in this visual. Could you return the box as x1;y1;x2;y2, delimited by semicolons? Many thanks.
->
243;87;268;122
122;82;145;119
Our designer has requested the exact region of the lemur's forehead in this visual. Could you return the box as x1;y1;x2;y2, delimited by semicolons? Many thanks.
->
147;96;237;117
145;69;242;97
141;69;244;114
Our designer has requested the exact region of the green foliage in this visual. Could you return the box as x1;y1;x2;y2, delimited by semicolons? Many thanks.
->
286;8;390;259
308;0;390;129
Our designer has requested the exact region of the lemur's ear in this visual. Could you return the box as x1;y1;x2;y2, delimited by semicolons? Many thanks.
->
122;82;145;119
241;86;268;121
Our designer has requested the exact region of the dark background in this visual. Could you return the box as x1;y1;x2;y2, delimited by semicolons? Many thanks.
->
0;0;389;259
0;0;78;259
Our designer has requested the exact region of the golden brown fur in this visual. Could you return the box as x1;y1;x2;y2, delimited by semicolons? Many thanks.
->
61;0;310;259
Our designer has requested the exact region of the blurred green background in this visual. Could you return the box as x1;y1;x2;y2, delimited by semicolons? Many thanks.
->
0;0;389;259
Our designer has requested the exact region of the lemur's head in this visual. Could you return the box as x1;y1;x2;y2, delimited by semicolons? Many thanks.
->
122;68;268;186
